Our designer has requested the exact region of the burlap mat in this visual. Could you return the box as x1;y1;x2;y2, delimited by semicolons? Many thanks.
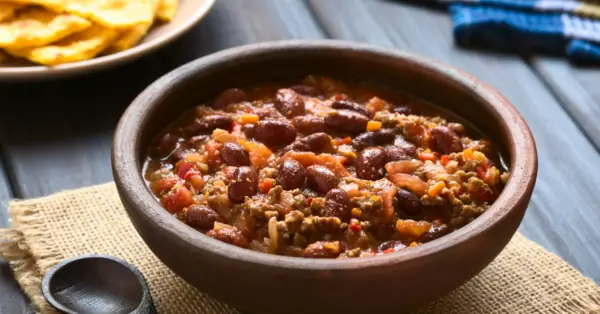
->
0;183;599;314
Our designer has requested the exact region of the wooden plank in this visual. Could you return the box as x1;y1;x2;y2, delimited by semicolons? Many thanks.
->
0;55;166;198
157;0;325;69
531;58;600;149
308;0;600;283
0;261;33;314
0;163;11;228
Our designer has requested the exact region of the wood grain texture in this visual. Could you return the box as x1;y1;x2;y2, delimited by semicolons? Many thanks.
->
0;55;166;198
531;58;600;149
308;0;600;283
157;0;325;69
0;164;11;228
0;261;34;314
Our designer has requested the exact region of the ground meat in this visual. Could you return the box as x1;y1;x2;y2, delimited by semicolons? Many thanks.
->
206;227;249;248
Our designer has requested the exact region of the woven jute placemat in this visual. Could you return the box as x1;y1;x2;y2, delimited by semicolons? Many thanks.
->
0;182;599;314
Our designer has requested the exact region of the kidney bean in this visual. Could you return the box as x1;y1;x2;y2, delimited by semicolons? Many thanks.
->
431;126;463;154
289;84;321;96
385;146;410;162
170;148;193;162
154;133;179;157
325;109;369;134
377;240;407;253
188;134;210;147
221;142;250;166
418;223;451;242
253;120;297;147
393;135;417;156
253;106;283;120
281;142;310;154
306;165;339;194
356;147;387;180
277;159;307;190
186;205;223;229
242;124;255;138
292;115;326;134
228;166;258;203
275;88;305;118
332;100;372;118
207;227;248;248
301;132;334;154
321;188;352;222
393;106;412;115
213;88;247;110
304;241;341;258
395;188;422;214
352;129;395;150
184;115;234;136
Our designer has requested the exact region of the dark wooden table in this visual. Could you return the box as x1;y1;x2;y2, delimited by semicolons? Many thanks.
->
1;1;599;312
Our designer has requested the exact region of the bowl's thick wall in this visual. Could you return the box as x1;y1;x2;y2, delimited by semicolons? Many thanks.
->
112;41;537;314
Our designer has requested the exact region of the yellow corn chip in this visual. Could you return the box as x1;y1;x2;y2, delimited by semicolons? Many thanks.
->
107;0;158;52
0;7;91;49
107;23;148;52
0;3;24;22
0;0;65;13
7;24;118;65
64;0;154;29
156;0;177;22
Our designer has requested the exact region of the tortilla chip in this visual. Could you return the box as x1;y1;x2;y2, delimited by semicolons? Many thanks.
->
106;0;159;52
0;0;64;13
64;0;154;28
156;0;177;22
0;7;91;49
0;3;24;22
7;24;118;65
106;23;147;52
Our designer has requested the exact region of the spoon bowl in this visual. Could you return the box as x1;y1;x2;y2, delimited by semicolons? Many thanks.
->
42;254;155;314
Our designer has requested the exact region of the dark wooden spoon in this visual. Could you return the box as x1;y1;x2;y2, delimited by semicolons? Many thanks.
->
41;254;156;314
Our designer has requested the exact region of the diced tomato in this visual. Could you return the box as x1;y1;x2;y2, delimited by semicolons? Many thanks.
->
205;140;223;169
259;178;274;194
440;155;451;166
183;169;201;180
334;137;352;146
383;248;395;254
151;177;180;195
334;94;346;101
476;167;485;179
349;223;361;233
427;181;446;198
189;175;205;190
177;162;197;179
162;186;194;214
307;197;313;206
246;142;272;169
418;152;437;162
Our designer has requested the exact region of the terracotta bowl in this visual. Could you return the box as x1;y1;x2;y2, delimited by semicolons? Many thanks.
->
112;40;538;314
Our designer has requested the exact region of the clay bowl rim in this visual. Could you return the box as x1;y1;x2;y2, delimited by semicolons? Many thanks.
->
112;39;537;270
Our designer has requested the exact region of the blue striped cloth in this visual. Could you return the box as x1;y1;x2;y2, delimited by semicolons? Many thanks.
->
440;0;600;63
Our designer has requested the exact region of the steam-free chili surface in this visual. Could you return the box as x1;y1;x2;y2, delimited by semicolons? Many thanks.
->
144;76;509;259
